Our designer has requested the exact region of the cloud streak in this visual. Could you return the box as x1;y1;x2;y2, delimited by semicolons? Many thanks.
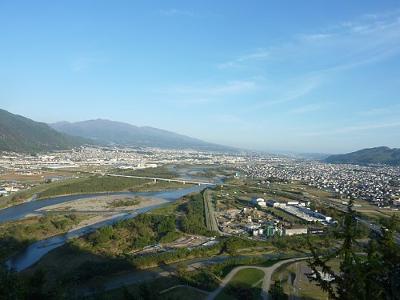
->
218;49;269;69
300;121;400;137
162;80;259;105
221;9;400;73
159;9;195;17
288;103;323;115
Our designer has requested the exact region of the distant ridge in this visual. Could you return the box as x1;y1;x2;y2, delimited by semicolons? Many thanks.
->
50;119;234;152
325;146;400;166
0;109;87;153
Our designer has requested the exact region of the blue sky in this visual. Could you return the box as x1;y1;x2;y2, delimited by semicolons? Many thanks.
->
1;1;400;153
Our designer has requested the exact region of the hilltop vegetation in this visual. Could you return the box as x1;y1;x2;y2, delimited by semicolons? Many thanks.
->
325;146;400;166
0;109;88;153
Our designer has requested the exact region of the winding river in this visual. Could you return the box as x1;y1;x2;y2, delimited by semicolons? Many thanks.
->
2;185;208;271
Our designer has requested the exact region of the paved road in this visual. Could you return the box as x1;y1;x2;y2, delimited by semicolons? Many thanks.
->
207;257;309;300
81;255;309;298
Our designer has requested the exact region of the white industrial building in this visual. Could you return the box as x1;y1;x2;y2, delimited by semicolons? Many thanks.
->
252;198;267;207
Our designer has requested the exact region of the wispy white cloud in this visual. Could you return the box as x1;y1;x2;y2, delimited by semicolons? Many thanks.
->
216;9;400;115
70;55;106;72
300;121;400;137
218;49;269;69
297;33;333;42
242;76;321;112
220;9;400;73
162;80;259;105
288;103;323;115
210;113;250;127
170;80;257;96
358;104;400;116
159;8;195;17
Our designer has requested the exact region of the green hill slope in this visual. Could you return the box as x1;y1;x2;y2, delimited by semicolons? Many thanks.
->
0;109;87;153
325;146;400;166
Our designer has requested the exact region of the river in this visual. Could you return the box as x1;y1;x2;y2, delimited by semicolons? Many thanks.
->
3;185;208;271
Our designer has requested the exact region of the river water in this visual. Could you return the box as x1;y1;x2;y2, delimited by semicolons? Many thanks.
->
3;185;208;271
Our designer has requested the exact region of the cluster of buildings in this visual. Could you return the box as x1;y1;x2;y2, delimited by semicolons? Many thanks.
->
239;157;400;208
0;146;247;197
0;146;246;173
267;199;333;225
0;182;29;197
216;196;333;239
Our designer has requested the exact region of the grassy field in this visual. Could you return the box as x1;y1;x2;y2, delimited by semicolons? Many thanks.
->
0;166;186;208
216;268;264;300
37;175;190;199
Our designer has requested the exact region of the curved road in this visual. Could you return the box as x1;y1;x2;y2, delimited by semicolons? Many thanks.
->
82;255;309;298
207;257;310;300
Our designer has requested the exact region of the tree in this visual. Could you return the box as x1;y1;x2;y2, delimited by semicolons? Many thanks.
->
269;281;287;300
365;216;400;299
307;200;400;300
0;264;25;300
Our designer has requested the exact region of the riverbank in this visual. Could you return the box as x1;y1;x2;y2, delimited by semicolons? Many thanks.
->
4;185;208;271
0;175;191;210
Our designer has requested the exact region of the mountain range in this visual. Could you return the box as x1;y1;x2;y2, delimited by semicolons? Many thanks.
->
325;146;400;166
0;109;87;153
50;119;232;151
0;109;233;153
2;108;399;161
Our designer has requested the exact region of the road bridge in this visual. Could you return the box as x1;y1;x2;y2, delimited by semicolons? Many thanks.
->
106;173;217;186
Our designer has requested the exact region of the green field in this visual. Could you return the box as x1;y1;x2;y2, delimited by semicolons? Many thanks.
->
216;268;264;300
37;175;189;198
0;166;186;208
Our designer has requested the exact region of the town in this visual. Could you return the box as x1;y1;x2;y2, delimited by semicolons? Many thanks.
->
239;157;400;208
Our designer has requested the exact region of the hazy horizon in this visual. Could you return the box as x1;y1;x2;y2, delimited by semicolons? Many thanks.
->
1;1;400;153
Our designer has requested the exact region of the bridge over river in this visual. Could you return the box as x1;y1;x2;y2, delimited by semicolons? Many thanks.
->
106;173;217;186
